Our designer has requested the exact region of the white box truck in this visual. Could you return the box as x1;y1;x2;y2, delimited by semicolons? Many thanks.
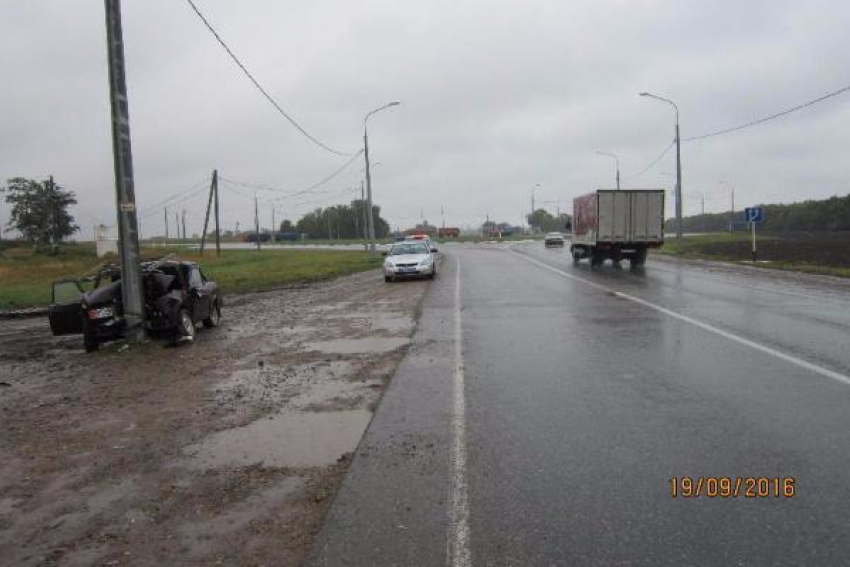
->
571;189;665;267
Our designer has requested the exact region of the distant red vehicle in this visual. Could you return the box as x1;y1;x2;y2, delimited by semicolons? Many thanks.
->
438;227;460;238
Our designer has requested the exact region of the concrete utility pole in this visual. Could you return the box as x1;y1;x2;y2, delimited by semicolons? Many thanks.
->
213;171;220;255
200;169;215;254
104;0;144;341
363;101;400;254
361;181;367;249
640;92;683;238
254;193;261;250
181;209;186;241
271;205;275;241
174;211;180;241
164;207;169;240
596;151;620;189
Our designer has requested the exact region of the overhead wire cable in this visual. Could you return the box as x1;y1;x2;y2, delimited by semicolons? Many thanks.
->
684;82;850;141
184;0;355;157
621;140;675;180
220;149;363;200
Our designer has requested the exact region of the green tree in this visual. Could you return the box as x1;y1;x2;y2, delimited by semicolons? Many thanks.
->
295;200;389;239
2;177;79;249
527;209;569;233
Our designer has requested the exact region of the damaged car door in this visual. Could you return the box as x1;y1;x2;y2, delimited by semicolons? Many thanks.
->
48;280;85;335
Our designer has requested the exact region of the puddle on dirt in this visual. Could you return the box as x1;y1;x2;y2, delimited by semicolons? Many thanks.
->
186;410;372;468
304;337;409;355
343;312;414;334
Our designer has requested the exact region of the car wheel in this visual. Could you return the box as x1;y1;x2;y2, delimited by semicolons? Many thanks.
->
384;276;393;283
83;331;99;353
179;309;196;341
203;301;221;328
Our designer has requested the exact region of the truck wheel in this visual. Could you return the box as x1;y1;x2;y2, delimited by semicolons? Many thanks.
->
203;301;221;328
590;254;604;268
631;248;648;267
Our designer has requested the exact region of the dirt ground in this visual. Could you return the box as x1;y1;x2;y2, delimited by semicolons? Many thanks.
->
0;269;430;566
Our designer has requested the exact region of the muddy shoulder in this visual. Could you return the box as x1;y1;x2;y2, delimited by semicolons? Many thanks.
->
0;269;430;566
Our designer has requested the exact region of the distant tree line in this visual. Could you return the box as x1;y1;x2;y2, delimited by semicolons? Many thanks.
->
665;193;850;232
287;199;390;239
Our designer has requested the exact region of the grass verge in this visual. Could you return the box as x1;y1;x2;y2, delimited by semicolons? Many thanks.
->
652;232;850;278
0;243;381;310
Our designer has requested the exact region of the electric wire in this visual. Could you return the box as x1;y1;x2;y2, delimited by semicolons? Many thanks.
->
184;0;355;157
684;82;850;141
220;149;363;200
621;140;675;180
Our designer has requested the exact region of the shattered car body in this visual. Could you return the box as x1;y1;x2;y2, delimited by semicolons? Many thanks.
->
48;260;222;352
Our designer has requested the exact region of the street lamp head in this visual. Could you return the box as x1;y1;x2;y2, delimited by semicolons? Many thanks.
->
639;92;650;97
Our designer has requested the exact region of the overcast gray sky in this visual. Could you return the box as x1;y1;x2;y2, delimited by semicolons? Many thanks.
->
2;0;849;238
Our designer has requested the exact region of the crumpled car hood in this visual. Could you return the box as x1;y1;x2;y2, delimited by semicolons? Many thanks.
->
83;281;121;306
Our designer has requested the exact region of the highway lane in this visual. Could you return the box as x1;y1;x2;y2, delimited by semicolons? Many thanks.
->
312;243;850;566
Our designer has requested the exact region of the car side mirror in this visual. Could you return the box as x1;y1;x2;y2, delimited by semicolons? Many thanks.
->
381;251;388;256
431;247;438;253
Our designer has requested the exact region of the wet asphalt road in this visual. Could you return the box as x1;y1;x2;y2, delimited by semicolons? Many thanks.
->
312;243;850;566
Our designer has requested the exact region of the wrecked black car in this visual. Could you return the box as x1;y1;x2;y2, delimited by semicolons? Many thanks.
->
48;259;222;352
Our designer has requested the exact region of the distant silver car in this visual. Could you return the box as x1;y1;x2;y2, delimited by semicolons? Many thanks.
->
544;232;565;247
383;241;438;282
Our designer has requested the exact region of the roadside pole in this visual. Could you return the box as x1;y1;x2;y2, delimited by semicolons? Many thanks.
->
164;208;169;240
751;221;757;263
199;170;215;254
213;170;220;256
254;193;261;251
181;209;186;241
361;181;367;250
364;132;376;254
104;0;144;343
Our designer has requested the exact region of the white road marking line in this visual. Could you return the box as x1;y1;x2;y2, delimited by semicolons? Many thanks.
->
513;251;850;387
449;260;471;567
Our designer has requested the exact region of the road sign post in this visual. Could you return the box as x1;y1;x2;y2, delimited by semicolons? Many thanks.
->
744;207;764;263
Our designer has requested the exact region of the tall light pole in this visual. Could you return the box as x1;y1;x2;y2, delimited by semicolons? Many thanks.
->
596;150;620;189
640;92;682;238
530;184;542;233
364;101;400;254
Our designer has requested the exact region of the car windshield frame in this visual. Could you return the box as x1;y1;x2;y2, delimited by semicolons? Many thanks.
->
389;243;429;256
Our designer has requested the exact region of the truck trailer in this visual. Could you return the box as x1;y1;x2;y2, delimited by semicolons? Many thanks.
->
571;189;665;267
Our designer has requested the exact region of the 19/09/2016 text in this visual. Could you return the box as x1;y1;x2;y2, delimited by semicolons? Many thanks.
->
669;477;795;498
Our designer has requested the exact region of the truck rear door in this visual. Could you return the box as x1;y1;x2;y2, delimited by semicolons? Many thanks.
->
598;191;630;241
629;191;664;241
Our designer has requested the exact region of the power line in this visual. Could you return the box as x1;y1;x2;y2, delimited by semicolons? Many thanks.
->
184;0;355;157
138;180;210;220
220;149;363;200
685;82;850;142
621;140;675;180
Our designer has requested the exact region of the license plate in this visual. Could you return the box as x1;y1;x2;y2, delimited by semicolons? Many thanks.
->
88;306;114;319
399;267;417;273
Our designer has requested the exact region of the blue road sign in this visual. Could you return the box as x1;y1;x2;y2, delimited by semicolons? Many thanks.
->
744;207;764;223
